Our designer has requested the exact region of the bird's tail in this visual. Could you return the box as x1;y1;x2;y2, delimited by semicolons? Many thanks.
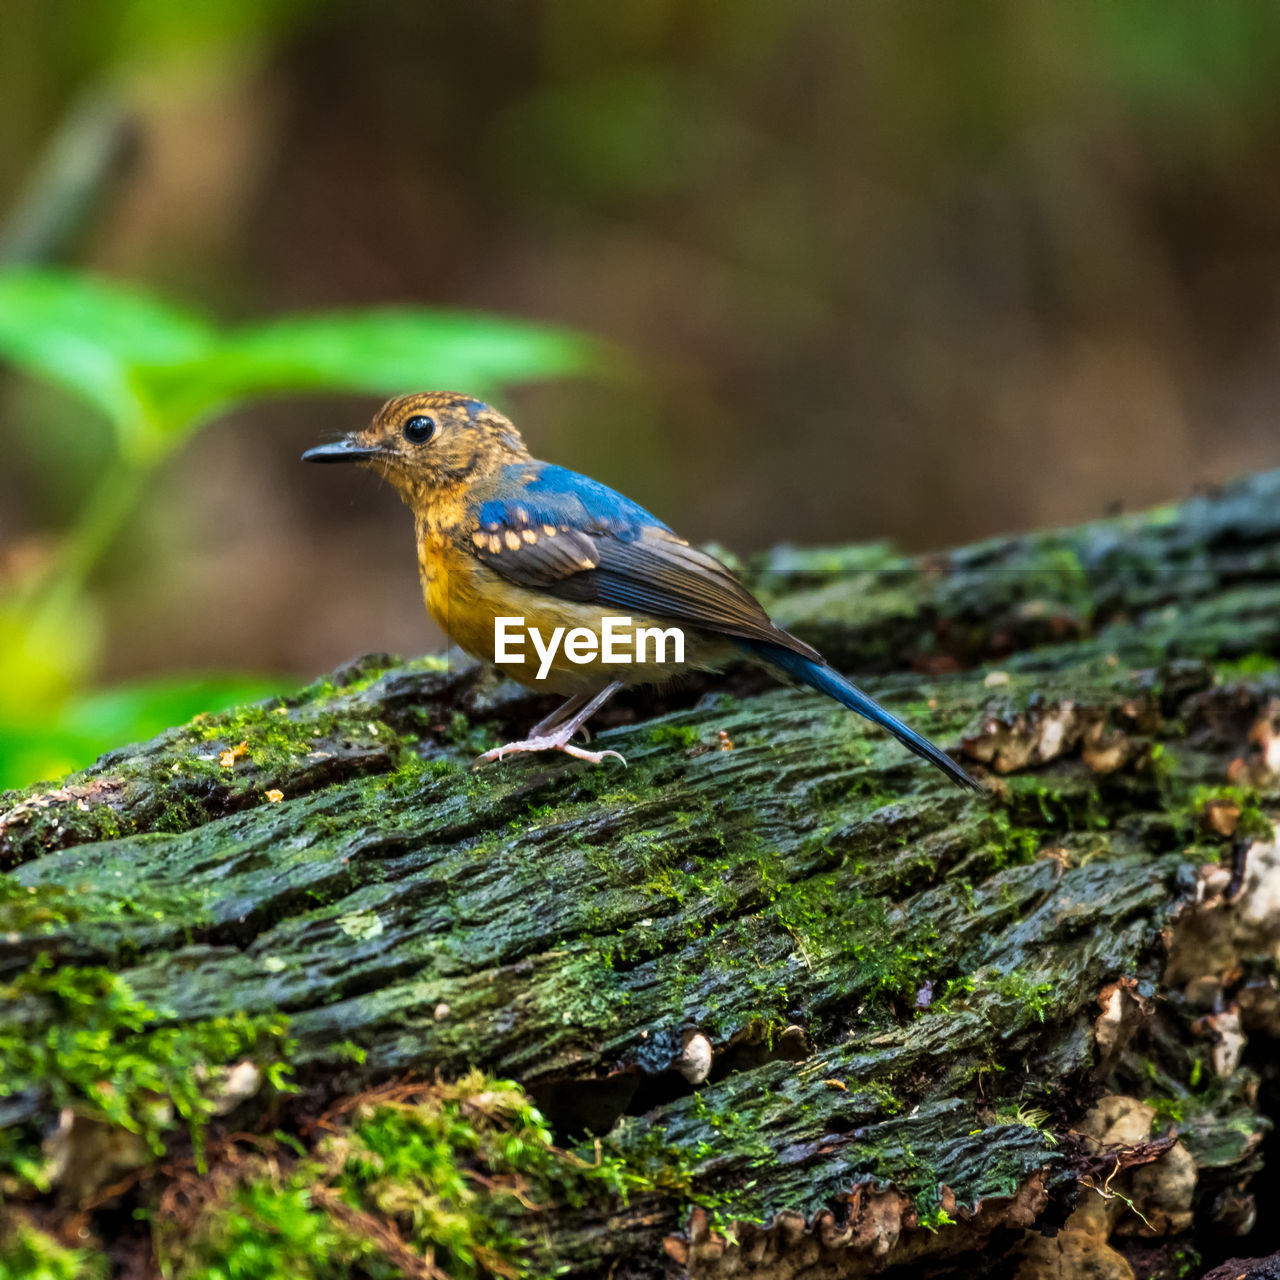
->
743;641;982;791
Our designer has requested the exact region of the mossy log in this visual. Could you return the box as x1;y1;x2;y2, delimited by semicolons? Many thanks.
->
3;473;1280;1279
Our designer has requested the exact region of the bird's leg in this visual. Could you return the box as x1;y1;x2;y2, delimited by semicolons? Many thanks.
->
475;682;625;767
527;692;590;741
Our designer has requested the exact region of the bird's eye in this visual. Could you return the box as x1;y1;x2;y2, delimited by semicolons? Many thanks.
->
402;414;436;445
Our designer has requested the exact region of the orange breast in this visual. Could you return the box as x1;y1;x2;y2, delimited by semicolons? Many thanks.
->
415;531;735;695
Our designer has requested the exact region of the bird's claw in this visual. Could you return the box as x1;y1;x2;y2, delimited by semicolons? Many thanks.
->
472;735;626;769
559;744;625;765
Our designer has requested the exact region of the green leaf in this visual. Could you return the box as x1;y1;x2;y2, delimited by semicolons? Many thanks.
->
0;270;213;445
0;271;608;449
0;675;286;789
142;307;606;431
0;723;102;794
59;675;287;745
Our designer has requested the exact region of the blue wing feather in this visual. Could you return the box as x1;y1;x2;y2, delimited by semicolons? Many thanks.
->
466;461;814;653
475;464;669;540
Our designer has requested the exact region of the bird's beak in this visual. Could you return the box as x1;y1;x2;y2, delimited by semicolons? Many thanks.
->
301;436;382;464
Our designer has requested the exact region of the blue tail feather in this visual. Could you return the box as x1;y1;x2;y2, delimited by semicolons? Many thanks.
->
743;641;982;791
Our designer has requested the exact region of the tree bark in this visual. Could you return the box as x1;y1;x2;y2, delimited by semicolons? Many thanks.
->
3;472;1280;1279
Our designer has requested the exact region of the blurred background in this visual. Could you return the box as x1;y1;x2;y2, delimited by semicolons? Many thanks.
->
4;0;1280;784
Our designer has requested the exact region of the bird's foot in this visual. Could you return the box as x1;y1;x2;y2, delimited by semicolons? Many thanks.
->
473;733;626;768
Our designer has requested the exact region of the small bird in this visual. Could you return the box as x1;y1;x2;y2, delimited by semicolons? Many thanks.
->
304;392;980;789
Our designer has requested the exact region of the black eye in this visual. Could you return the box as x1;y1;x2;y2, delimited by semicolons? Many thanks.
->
403;414;436;444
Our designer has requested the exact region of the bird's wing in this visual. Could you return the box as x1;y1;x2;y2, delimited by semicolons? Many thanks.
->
466;463;820;660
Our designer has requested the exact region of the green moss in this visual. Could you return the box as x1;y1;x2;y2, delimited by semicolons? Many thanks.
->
346;749;456;810
591;1111;767;1236
648;724;700;750
1145;1095;1186;1128
1136;1034;1249;1153
586;832;982;1036
175;1178;370;1280
977;808;1046;870
1182;785;1274;843
0;872;215;944
0;1216;106;1280
916;1206;958;1233
188;700;398;776
931;973;976;1013
1020;545;1092;612
590;837;973;1040
84;805;124;843
853;1079;905;1116
0;794;134;871
1215;654;1279;679
150;794;212;834
980;969;1056;1022
169;1071;752;1280
1000;773;1113;835
761;858;945;1001
0;877;78;933
334;653;449;696
990;1103;1057;1143
0;957;294;1186
443;712;497;756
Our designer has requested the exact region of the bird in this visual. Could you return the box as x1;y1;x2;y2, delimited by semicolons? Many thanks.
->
303;391;981;789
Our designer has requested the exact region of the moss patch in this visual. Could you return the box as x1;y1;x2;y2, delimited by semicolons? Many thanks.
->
0;958;293;1188
166;1071;730;1280
0;1215;106;1280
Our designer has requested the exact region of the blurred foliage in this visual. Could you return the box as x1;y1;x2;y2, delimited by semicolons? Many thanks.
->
0;269;602;788
0;676;282;796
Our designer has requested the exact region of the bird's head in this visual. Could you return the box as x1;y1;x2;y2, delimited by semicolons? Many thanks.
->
303;391;530;499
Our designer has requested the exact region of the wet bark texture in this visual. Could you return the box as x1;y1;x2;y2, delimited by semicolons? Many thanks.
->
3;472;1280;1279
